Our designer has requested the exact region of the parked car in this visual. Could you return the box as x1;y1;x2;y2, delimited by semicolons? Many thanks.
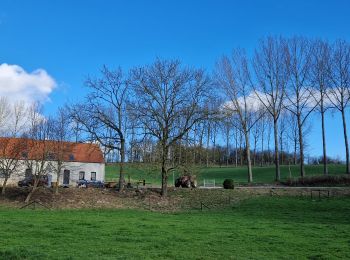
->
77;180;104;188
18;175;48;187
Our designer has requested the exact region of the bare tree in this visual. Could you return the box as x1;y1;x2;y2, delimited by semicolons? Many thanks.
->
311;39;332;175
197;122;206;165
24;103;52;203
258;113;268;166
0;97;11;135
49;108;72;195
211;119;219;165
221;114;233;166
0;99;29;195
70;118;82;143
278;112;287;165
11;101;28;137
68;66;129;190
130;59;210;196
252;121;260;167
0;138;25;195
286;111;299;165
327;40;350;174
216;50;262;182
284;37;317;177
253;36;289;181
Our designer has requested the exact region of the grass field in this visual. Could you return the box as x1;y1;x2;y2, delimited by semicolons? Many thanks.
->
105;163;346;186
1;196;350;259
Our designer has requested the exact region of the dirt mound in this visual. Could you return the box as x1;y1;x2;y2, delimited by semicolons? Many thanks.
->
0;187;157;209
2;186;349;211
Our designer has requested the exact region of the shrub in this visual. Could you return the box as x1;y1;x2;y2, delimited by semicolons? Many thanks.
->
223;179;234;189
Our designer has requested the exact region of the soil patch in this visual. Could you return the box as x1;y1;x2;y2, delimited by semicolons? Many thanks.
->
1;186;350;211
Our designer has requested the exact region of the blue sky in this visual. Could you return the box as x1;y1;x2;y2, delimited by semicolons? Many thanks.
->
0;0;350;159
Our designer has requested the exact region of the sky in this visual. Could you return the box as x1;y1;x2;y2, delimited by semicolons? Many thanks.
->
0;0;350;159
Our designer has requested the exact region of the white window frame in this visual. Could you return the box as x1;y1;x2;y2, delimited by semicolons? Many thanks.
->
79;171;85;180
90;172;96;181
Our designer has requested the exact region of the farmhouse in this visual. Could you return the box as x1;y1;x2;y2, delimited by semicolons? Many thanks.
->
0;137;105;187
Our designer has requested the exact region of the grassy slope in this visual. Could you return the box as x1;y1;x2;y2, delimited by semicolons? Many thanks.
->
105;163;346;185
1;196;350;259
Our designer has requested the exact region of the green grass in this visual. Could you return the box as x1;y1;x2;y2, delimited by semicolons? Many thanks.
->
106;163;346;186
199;164;347;184
1;196;350;259
106;163;165;184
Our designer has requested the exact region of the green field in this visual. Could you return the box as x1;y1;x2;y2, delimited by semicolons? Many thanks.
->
106;163;346;186
1;196;350;259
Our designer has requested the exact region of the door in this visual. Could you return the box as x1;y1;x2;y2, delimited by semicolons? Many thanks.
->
63;170;70;185
47;174;52;188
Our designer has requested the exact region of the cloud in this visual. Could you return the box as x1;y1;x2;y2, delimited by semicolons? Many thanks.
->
221;91;265;114
0;63;57;105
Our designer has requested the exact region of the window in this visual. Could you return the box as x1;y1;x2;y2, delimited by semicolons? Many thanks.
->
47;152;55;160
79;171;85;180
69;154;75;161
22;152;28;159
90;172;96;181
63;170;70;185
0;169;5;177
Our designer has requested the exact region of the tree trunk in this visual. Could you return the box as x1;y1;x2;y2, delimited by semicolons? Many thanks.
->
119;138;126;191
161;166;167;197
226;130;229;167
161;145;168;197
178;140;182;165
1;177;8;195
321;108;328;175
267;123;271;165
260;130;264;167
235;127;238;167
297;114;305;177
253;137;257;167
273;118;281;181
341;109;350;174
25;179;39;203
206;124;210;167
185;133;189;165
55;165;60;195
294;137;297;165
212;132;216;165
55;172;59;195
244;130;253;183
280;132;284;165
199;127;204;165
239;131;243;166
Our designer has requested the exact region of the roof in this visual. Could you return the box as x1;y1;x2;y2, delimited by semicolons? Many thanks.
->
0;137;104;164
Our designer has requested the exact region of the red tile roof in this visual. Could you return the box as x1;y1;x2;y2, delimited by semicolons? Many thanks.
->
0;137;104;164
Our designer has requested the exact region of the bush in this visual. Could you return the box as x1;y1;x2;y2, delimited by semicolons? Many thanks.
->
223;179;235;189
282;175;350;186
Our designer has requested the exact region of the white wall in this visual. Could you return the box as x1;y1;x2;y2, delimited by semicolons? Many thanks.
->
49;161;105;186
0;159;105;187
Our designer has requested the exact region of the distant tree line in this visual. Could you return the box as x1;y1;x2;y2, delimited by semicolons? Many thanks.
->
1;36;350;197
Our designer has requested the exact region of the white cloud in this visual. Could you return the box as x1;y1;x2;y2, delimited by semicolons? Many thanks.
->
0;63;56;105
221;91;265;114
